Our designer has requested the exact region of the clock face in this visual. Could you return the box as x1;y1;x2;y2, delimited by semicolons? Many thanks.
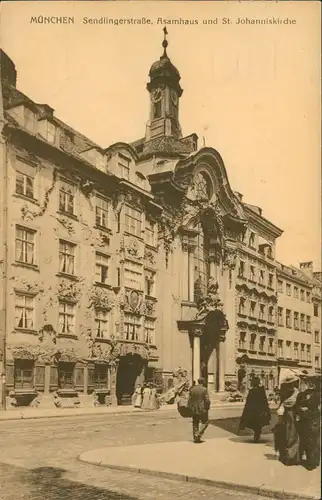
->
151;88;163;103
170;89;178;106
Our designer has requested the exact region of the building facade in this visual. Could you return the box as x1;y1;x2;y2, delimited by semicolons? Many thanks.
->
0;37;320;409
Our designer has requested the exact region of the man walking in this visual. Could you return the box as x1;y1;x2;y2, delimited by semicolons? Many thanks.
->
188;377;211;443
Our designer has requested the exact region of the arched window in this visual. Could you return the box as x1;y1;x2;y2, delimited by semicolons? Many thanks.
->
194;172;212;201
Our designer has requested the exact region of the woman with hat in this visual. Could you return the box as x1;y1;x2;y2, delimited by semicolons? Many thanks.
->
296;375;321;470
239;376;271;442
273;374;300;466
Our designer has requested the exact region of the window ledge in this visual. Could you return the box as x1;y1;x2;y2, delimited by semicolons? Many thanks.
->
145;294;157;302
94;225;112;234
238;348;247;352
145;243;158;251
57;211;78;221
238;313;247;318
94;337;112;343
123;231;144;242
94;281;112;290
56;273;79;281
14;328;38;335
267;352;275;357
13;193;39;205
12;262;40;272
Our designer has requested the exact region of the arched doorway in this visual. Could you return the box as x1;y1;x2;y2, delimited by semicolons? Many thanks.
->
116;354;145;405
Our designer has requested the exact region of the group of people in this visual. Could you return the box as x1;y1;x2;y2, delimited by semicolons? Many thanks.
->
239;373;320;470
132;382;160;411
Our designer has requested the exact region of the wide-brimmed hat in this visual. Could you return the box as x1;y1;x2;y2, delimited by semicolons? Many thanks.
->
282;374;299;384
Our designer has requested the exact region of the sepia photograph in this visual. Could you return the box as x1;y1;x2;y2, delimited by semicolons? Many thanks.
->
0;1;321;500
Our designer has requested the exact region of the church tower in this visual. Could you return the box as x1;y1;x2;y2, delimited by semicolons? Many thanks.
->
145;28;183;142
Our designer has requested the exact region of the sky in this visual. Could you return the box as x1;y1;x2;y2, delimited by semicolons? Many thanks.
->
1;1;321;269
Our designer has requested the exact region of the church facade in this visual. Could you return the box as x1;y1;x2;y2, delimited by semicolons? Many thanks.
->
0;35;319;409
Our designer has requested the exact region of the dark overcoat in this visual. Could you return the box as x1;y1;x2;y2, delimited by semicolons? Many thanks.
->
239;386;271;431
187;384;211;416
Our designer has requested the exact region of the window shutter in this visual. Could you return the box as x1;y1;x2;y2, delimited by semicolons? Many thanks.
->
74;364;84;392
87;364;95;392
6;364;14;390
35;365;45;392
49;366;58;390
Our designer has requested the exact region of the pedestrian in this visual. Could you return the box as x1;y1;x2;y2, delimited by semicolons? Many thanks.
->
141;383;151;410
273;375;300;466
149;384;160;410
187;377;210;443
296;375;321;470
239;376;270;442
132;384;142;408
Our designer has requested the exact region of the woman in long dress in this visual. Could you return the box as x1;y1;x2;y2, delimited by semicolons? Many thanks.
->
273;375;300;466
132;384;142;408
141;384;151;410
239;376;271;442
296;375;321;470
149;385;160;410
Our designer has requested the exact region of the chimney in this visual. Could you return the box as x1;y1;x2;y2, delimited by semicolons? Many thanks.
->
299;261;313;279
0;50;17;87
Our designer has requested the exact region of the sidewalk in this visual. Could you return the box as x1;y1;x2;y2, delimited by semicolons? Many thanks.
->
0;401;244;421
79;433;321;500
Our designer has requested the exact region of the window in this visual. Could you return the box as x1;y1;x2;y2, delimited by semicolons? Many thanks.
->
193;228;209;302
14;360;34;390
95;197;109;228
277;307;283;326
259;270;265;285
294;343;299;360
277;280;283;293
300;289;305;301
124;261;142;290
300;344;305;361
94;365;108;389
249;333;256;350
118;154;130;180
268;338;274;354
294;287;299;298
59;180;75;215
15;226;35;265
194;172;212;200
286;309;291;328
239;297;246;315
286;283;291;296
268;306;274;323
154;101;161;119
307;345;311;363
95;253;109;284
144;318;156;344
95;309;109;338
259;304;265;321
259;336;265;352
306;316;311;333
300;313;305;331
124;206;142;237
239;332;246;349
124;314;141;341
294;312;299;329
314;330;320;344
46;121;57;143
268;273;274;288
238;260;245;278
249;232;255;248
249;265;256;281
144;270;155;297
58;362;74;389
249;301;256;317
278;340;283;358
59;240;75;275
15;160;36;199
15;294;34;330
315;356;320;369
23;107;35;131
306;291;311;303
145;219;156;247
314;304;319;317
58;302;75;335
286;341;292;359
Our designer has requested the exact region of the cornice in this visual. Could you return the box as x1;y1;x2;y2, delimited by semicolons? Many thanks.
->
244;205;283;239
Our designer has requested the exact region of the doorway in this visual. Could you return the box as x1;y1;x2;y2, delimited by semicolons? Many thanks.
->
116;354;145;405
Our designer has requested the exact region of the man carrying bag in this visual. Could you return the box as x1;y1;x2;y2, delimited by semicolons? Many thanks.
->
187;377;211;443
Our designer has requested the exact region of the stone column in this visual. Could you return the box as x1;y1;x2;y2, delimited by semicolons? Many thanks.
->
193;330;202;382
83;365;88;395
218;339;226;392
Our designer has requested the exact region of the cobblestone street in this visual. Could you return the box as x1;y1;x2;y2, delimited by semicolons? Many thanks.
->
0;408;275;500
